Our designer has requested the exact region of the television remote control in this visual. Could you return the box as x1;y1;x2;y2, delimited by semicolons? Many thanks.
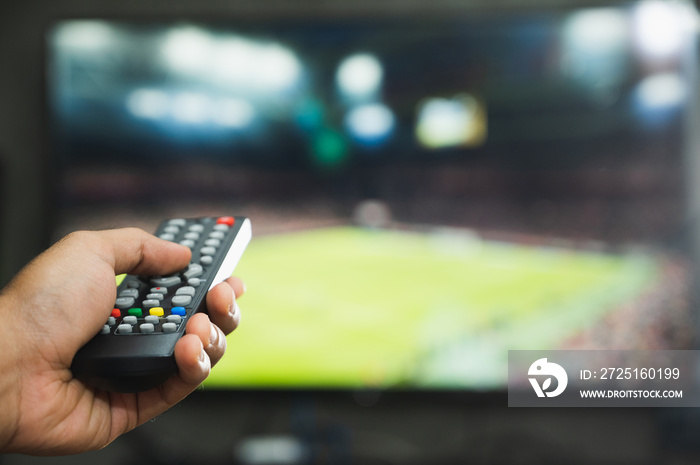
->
71;216;252;393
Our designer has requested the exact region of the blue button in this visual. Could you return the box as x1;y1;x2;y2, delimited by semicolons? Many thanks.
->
171;306;186;316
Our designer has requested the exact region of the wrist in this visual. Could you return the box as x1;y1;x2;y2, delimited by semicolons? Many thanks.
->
0;291;22;452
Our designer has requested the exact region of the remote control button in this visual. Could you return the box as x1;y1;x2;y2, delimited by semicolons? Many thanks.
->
126;280;140;289
184;232;200;240
100;325;110;335
166;315;182;324
171;306;186;316
107;316;116;326
146;293;164;301
128;308;143;317
151;276;181;287
188;224;205;232
184;264;203;279
204;238;221;247
150;287;167;294
150;307;165;317
139;323;155;334
119;288;139;298
209;231;225;240
123;316;138;325
168;219;186;226
176;286;196;296
200;246;216;256
145;315;160;324
142;299;160;308
213;224;229;231
111;309;121;318
162;322;177;333
159;233;175;241
188;277;201;287
180;239;195;248
117;324;132;334
201;255;213;265
115;297;135;309
217;216;235;226
163;225;180;234
171;295;192;306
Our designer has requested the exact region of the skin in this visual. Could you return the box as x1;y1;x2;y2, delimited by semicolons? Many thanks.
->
0;228;245;455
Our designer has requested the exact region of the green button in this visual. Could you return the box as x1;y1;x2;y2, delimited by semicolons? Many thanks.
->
128;308;142;317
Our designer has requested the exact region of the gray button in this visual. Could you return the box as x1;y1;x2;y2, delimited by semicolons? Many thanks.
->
139;323;155;334
163;225;180;234
200;246;216;256
171;295;192;306
142;299;160;308
150;286;167;294
100;325;110;334
146;293;164;301
107;316;116;326
119;288;139;298
201;255;213;265
166;315;182;324
117;324;132;334
115;297;136;309
184;232;200;240
145;315;160;324
162;322;177;333
209;231;225;239
213;224;230;231
184;264;203;279
188;224;205;232
176;286;196;296
151;276;181;287
159;233;175;241
168;219;186;226
188;278;201;287
204;238;221;247
127;280;140;288
180;239;195;248
123;316;138;325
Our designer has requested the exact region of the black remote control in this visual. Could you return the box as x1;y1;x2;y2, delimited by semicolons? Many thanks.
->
71;216;252;393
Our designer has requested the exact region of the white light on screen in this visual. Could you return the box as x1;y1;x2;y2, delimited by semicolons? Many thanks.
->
207;38;302;91
212;38;256;84
636;73;686;109
212;99;255;128
54;21;114;52
162;27;213;75
563;9;628;55
336;54;383;99
170;93;211;124
126;89;170;120
416;95;487;150
633;1;688;60
345;104;395;143
254;44;302;91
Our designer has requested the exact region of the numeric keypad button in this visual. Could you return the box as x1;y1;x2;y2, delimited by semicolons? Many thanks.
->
115;297;136;309
172;295;192;306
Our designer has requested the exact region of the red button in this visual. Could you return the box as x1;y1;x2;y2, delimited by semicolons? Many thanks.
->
111;308;121;318
216;216;235;226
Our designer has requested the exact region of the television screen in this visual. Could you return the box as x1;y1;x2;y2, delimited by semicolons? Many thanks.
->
47;3;696;390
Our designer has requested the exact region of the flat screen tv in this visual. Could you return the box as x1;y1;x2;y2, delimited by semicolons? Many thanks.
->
46;1;698;391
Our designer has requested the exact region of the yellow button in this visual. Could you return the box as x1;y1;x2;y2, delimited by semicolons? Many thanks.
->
150;307;164;317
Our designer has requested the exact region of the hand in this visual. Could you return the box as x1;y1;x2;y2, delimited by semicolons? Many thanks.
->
0;228;245;455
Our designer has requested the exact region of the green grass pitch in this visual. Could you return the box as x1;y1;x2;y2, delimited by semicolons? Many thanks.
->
198;226;657;389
